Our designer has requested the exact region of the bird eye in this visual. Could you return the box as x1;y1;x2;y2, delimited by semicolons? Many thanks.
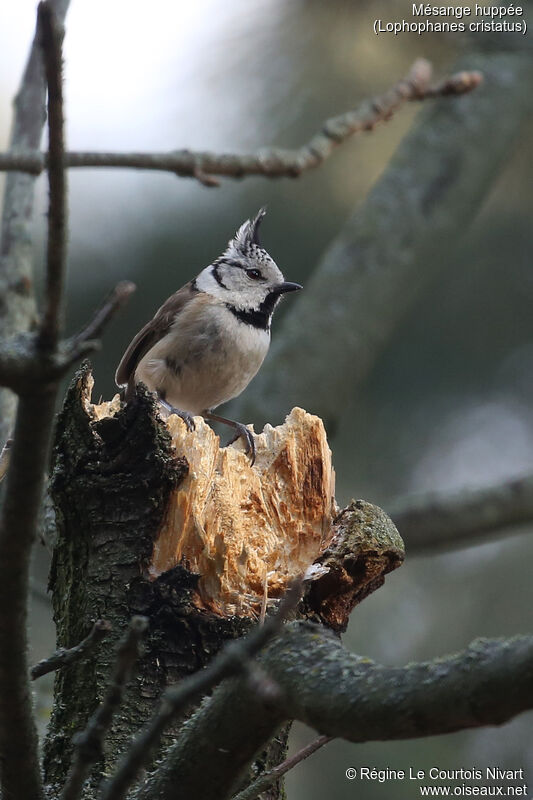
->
245;268;262;280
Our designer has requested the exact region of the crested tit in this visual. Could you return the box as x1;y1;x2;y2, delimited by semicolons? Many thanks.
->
115;209;302;463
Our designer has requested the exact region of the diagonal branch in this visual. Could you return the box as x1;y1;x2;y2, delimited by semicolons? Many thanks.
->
390;473;533;554
31;619;112;680
270;625;533;741
61;617;148;800
232;44;533;430
68;280;136;350
231;735;333;800
0;61;481;186
100;580;302;800
135;623;533;800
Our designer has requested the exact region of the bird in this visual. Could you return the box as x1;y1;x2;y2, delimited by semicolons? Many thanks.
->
115;208;302;464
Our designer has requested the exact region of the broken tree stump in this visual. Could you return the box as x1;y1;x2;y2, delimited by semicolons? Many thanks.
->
44;364;404;796
151;406;336;616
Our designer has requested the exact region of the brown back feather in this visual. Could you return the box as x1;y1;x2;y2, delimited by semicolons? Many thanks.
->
115;281;197;388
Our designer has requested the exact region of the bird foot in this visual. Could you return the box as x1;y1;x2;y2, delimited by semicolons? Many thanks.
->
159;399;196;432
226;423;256;466
202;411;256;466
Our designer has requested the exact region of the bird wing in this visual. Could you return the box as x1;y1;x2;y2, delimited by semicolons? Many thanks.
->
115;281;197;387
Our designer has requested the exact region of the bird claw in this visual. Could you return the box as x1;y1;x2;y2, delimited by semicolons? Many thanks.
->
174;409;196;432
159;399;196;432
227;424;256;467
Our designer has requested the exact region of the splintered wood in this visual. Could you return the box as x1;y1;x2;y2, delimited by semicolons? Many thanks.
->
85;376;403;624
153;409;336;616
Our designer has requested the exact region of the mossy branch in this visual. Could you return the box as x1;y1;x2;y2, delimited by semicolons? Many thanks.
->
136;623;533;800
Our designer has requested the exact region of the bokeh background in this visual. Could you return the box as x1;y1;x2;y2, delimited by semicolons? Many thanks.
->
1;1;532;798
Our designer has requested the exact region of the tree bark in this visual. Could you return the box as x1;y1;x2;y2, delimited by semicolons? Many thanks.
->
44;364;403;798
44;366;190;792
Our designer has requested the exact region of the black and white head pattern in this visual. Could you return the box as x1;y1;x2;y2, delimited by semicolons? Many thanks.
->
195;208;289;330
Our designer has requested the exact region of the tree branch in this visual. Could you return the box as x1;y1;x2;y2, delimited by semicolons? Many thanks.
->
61;617;148;800
37;2;66;351
0;390;56;800
0;280;135;397
100;580;302;800
232;43;533;430
0;0;70;443
0;4;70;798
0;331;87;393
231;735;333;800
31;619;112;680
269;624;533;740
69;280;136;349
136;623;533;800
0;61;481;186
390;473;533;554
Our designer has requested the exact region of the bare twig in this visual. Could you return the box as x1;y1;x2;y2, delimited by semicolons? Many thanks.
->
31;619;112;680
231;49;530;431
99;579;302;800
391;473;533;554
61;616;148;800
37;2;66;351
231;735;333;800
425;70;483;97
69;280;137;349
0;62;482;186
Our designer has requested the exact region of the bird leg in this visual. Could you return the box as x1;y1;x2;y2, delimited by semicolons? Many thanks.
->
159;397;196;432
203;410;256;466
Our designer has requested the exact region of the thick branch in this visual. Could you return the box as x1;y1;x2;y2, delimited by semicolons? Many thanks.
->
136;623;533;800
0;0;70;442
31;619;111;680
0;62;481;185
232;44;533;430
391;473;533;553
268;624;533;740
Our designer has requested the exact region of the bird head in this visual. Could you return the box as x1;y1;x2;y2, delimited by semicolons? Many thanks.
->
195;209;302;323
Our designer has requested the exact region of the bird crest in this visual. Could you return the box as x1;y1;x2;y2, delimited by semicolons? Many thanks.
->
232;207;267;254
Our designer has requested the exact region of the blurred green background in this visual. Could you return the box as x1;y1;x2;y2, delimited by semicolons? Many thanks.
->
1;1;532;797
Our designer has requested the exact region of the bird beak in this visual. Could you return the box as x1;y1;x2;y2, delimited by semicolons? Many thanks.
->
273;281;303;295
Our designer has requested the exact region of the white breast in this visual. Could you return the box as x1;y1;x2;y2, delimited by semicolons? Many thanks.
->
134;299;270;415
